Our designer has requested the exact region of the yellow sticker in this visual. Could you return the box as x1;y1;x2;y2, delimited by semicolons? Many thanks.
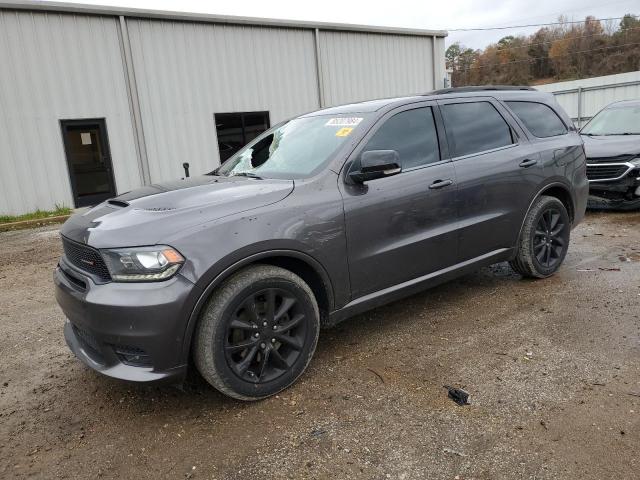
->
335;127;353;137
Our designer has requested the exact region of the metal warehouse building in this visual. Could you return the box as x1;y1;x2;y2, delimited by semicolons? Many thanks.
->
0;0;447;215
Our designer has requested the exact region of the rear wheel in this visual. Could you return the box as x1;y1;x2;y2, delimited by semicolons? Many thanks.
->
510;195;570;278
193;265;319;401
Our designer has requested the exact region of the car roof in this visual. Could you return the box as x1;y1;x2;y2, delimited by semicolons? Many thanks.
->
605;99;640;108
301;86;558;116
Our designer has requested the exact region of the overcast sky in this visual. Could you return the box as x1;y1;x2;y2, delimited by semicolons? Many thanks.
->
45;0;639;49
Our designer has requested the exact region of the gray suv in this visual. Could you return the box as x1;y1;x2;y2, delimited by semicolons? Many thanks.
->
54;86;588;400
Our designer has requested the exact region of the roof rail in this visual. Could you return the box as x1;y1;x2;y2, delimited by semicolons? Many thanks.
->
427;85;536;95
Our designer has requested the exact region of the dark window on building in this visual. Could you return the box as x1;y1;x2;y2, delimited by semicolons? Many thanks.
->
214;112;270;162
506;101;568;138
441;102;514;157
363;107;440;169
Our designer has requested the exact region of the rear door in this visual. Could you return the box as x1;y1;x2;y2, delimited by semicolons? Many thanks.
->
437;97;542;261
340;102;458;299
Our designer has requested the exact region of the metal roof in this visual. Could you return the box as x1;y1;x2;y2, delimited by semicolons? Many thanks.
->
0;0;448;37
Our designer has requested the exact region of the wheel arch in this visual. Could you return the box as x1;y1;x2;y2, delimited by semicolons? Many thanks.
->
539;184;575;224
181;250;334;363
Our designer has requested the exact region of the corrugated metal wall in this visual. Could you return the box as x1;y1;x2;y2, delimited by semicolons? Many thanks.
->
126;20;320;182
537;71;640;127
318;30;436;107
0;10;140;215
0;7;445;215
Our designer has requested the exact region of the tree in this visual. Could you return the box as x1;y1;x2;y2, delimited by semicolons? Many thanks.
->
448;13;639;87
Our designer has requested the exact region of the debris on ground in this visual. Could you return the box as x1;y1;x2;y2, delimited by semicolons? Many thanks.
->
444;385;470;406
310;428;327;437
443;447;468;457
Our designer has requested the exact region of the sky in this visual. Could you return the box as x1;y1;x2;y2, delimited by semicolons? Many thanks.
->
42;0;639;49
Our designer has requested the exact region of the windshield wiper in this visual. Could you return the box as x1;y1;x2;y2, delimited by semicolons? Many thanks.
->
232;172;264;180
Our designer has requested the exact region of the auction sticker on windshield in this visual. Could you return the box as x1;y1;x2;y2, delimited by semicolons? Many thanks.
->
335;127;353;137
325;117;363;127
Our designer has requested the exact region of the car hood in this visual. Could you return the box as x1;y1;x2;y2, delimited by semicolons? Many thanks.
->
581;134;640;160
61;175;294;248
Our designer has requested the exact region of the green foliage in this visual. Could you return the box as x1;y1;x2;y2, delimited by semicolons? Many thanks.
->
0;206;72;224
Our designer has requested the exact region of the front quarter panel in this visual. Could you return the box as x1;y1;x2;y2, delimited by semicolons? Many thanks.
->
165;173;349;312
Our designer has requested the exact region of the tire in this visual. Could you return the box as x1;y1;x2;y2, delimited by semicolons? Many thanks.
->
510;195;571;279
193;264;320;401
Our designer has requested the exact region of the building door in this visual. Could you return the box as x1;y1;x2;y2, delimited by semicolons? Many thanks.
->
61;119;116;207
214;111;270;163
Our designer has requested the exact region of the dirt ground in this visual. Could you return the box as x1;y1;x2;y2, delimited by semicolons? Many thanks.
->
1;211;639;479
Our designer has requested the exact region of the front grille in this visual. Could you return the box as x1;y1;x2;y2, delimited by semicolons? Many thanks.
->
62;237;111;282
586;164;630;181
587;154;636;164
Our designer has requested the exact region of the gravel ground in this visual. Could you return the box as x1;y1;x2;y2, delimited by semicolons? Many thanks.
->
0;211;639;479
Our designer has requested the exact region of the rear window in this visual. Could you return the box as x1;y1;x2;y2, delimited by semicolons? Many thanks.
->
506;101;567;138
440;102;514;157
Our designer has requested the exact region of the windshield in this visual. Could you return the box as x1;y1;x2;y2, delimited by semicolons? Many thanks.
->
215;114;369;179
581;105;640;135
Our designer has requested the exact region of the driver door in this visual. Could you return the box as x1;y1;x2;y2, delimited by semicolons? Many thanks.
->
339;103;458;299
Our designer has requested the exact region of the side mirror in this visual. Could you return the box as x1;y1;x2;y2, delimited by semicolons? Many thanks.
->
349;150;402;183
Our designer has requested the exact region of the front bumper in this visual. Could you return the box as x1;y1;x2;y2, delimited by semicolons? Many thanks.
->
587;194;640;211
54;258;195;384
587;162;640;210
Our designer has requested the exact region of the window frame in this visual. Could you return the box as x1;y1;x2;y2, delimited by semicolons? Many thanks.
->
503;100;569;139
213;111;271;163
437;97;524;161
345;101;450;179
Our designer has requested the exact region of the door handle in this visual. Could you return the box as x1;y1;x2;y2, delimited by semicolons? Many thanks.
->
429;179;453;189
519;158;538;168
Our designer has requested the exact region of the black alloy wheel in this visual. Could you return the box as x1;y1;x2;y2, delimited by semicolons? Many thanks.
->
194;265;319;401
510;195;571;278
532;207;567;269
225;288;308;384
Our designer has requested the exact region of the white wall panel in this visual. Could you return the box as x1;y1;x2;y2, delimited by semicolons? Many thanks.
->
0;5;445;215
126;20;320;182
0;10;139;215
537;71;640;126
318;31;436;107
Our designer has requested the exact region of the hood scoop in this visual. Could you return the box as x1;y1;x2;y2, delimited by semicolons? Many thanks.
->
107;199;130;208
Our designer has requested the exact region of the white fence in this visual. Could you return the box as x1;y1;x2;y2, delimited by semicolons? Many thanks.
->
536;70;640;128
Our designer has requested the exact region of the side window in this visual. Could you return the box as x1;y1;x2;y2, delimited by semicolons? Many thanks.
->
441;102;514;157
363;107;440;169
506;101;568;138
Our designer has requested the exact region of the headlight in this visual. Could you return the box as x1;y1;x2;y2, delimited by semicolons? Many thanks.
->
101;246;184;282
631;157;640;167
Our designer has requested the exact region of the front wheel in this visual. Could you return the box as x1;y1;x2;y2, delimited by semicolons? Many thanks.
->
510;195;571;278
193;265;320;401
